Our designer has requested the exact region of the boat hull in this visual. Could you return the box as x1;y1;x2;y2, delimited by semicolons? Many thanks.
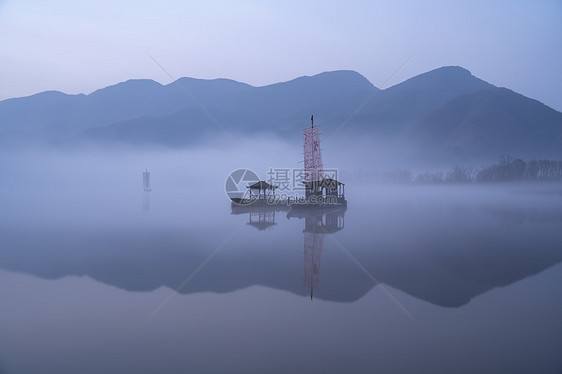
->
230;197;346;208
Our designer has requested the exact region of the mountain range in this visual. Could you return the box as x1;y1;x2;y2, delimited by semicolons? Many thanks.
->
1;66;561;165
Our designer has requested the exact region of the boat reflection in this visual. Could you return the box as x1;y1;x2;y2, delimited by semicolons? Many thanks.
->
232;204;346;299
231;204;289;231
288;207;346;299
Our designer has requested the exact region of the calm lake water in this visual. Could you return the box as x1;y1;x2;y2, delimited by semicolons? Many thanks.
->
1;178;561;373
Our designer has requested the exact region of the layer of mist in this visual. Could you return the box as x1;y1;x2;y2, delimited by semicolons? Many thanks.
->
1;143;562;306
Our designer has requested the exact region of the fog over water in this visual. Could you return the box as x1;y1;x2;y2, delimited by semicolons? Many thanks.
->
0;142;561;373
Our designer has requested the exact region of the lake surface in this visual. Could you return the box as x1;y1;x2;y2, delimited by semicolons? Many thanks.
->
1;178;561;373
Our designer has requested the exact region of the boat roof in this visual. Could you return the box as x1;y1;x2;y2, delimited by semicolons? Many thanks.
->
247;181;277;190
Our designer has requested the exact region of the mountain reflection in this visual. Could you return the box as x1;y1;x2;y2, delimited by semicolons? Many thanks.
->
1;194;562;308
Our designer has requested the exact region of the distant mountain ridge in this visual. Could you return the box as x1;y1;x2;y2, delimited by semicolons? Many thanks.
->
1;67;561;164
354;66;494;135
407;87;562;162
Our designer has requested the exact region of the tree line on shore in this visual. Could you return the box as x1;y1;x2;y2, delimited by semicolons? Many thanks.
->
349;156;562;184
418;156;562;183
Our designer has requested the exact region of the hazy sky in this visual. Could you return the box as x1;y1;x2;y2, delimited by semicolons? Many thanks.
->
1;0;561;110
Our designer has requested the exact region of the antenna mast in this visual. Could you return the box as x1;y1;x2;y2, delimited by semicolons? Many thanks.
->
303;115;323;182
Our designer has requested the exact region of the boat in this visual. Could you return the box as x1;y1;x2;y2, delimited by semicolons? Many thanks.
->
230;115;346;208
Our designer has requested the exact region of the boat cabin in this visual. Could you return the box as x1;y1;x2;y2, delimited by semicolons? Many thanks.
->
247;181;277;199
303;178;345;204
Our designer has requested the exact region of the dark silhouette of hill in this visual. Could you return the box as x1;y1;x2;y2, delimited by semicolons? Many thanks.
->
57;70;377;147
1;70;376;147
0;77;253;144
350;66;494;136
404;87;562;163
70;108;219;147
2;67;561;163
220;70;378;134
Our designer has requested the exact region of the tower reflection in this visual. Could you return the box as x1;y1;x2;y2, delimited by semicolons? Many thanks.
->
288;207;346;299
231;204;346;299
142;191;151;212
